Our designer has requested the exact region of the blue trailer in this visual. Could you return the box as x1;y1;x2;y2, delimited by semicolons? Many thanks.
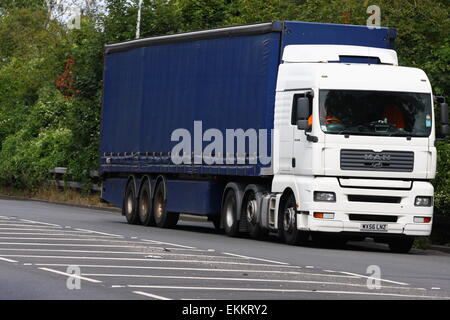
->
100;21;441;252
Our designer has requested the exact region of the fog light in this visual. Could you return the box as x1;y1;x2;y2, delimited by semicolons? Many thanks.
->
414;216;432;223
314;192;336;202
415;196;432;207
314;212;335;219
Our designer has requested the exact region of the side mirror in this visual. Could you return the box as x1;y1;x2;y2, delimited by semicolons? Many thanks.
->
296;97;310;121
297;119;309;131
440;101;449;137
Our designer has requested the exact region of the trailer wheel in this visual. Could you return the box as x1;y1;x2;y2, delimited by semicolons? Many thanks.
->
222;189;239;237
388;237;414;253
153;181;179;228
278;193;308;245
243;191;266;239
138;180;155;226
123;180;139;225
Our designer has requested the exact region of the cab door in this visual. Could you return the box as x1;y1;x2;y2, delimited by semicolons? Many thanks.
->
292;90;314;175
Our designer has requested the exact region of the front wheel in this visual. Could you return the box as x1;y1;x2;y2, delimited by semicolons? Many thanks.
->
278;193;308;245
389;237;415;253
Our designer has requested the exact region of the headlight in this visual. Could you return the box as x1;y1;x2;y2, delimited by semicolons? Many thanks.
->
314;192;336;202
414;196;432;207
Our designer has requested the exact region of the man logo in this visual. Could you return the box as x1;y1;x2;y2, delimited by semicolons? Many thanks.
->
364;152;391;168
364;153;391;161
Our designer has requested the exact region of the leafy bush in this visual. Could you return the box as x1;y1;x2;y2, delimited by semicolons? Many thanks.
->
434;140;450;216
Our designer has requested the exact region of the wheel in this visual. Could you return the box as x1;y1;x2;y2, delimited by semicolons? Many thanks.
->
138;180;155;226
278;193;308;245
222;189;239;237
243;191;267;239
389;237;415;253
123;179;140;225
152;181;179;228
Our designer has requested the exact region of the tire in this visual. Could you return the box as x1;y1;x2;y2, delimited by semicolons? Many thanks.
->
278;193;308;245
152;181;179;228
389;237;415;253
222;189;239;237
123;179;140;225
243;191;267;239
138;180;156;226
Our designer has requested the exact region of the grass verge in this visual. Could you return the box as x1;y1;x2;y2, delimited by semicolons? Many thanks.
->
0;184;112;208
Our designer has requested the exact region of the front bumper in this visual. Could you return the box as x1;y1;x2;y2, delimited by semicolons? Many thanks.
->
297;177;433;237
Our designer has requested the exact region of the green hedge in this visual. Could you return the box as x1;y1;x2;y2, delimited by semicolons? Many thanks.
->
434;140;450;216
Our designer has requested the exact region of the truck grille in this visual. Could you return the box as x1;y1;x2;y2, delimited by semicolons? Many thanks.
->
349;214;398;223
348;195;401;203
341;149;414;172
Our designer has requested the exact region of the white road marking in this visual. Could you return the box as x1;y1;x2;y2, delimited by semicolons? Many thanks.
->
72;228;124;238
222;252;289;265
0;248;250;259
338;271;409;286
0;255;307;267
0;232;116;237
0;256;17;263
0;223;62;228
140;239;196;249
0;242;208;251
19;219;61;227
0;228;70;232
38;267;102;283
133;291;171;300
125;285;448;299
32;264;359;278
84;273;417;290
305;266;315;269
0;237;130;242
431;287;441;290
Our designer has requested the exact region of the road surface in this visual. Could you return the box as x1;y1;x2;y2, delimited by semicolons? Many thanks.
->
0;198;449;300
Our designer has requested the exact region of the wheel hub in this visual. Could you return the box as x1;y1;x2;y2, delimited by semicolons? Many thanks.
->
246;199;257;224
126;194;133;215
284;207;296;232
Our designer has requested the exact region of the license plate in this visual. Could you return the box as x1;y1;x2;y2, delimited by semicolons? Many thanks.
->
360;223;388;232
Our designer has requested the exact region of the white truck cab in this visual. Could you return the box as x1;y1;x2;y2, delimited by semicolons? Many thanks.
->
270;44;437;252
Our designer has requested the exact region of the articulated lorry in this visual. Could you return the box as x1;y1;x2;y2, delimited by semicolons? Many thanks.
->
100;21;449;253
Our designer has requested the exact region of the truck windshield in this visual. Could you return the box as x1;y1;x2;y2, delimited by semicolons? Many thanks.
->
319;90;432;137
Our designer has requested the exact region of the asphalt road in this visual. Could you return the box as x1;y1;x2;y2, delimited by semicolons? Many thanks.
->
0;198;449;300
